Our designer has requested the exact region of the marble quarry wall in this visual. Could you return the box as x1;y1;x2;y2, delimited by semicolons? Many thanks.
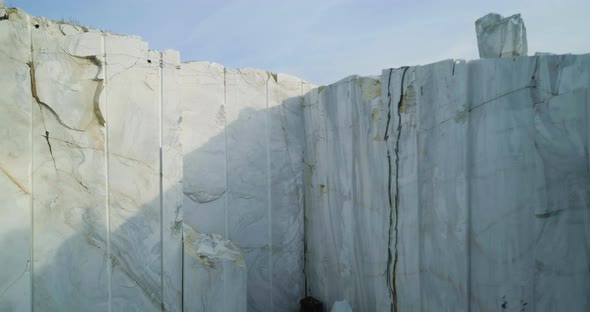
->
303;55;590;311
0;8;312;312
1;6;589;312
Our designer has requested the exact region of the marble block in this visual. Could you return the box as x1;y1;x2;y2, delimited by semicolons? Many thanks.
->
476;13;528;58
183;224;247;312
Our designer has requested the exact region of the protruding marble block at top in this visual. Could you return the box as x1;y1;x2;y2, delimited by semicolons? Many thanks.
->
475;13;527;58
183;224;247;312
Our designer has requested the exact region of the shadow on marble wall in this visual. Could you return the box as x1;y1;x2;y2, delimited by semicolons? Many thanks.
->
24;94;308;312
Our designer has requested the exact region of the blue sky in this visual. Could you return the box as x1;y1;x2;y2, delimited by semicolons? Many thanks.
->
12;0;590;85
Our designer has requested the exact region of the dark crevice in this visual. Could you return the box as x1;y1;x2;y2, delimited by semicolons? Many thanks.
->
384;66;409;312
42;131;57;169
28;60;57;170
392;66;408;312
384;69;395;311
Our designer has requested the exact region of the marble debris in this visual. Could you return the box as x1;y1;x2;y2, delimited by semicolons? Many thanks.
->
330;301;353;312
476;13;528;58
183;224;247;312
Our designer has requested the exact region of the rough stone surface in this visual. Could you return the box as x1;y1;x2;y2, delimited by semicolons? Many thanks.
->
476;13;528;58
183;224;247;312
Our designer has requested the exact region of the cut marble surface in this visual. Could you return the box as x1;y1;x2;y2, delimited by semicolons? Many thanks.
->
0;9;184;312
30;15;109;312
161;50;184;312
302;76;391;311
386;54;590;311
183;224;247;312
180;62;227;236
180;62;312;311
2;6;589;312
268;73;313;312
0;9;32;312
304;54;589;311
476;13;527;58
106;34;162;312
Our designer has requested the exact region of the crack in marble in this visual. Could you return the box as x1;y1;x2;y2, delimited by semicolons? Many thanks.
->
391;67;408;312
0;262;28;299
384;66;409;312
28;61;86;133
384;68;396;311
41;130;56;169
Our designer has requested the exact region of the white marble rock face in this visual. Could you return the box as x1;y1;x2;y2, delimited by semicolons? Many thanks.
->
304;54;590;311
0;9;183;312
161;50;184;312
0;9;33;312
2;7;589;312
391;54;590;311
302;76;392;311
28;14;110;312
180;62;312;311
182;224;247;312
476;13;528;58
